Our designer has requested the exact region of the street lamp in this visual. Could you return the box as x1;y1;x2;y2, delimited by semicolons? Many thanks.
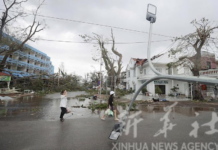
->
109;3;218;141
109;4;158;141
146;4;161;76
146;4;157;23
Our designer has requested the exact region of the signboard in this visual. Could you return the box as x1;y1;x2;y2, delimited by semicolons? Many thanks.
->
141;80;147;83
154;80;168;84
0;76;11;82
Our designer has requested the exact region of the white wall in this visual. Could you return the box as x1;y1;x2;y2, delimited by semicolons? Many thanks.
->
125;54;190;96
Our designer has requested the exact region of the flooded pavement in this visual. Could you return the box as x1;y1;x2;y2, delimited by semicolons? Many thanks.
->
1;92;218;150
1;91;218;122
0;91;95;121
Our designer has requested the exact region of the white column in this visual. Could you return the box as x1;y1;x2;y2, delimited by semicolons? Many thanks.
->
172;67;174;88
7;81;10;89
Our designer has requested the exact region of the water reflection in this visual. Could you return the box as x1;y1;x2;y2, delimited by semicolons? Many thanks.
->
0;92;217;121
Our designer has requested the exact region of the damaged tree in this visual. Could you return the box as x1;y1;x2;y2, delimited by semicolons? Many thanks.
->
0;0;46;71
168;18;218;100
80;29;123;90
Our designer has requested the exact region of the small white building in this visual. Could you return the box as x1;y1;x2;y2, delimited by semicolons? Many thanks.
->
125;53;191;96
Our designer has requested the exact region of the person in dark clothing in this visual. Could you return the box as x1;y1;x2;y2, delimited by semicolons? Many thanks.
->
214;86;218;100
101;91;119;121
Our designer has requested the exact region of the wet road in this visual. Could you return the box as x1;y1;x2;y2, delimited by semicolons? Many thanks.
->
0;92;218;150
0;91;104;121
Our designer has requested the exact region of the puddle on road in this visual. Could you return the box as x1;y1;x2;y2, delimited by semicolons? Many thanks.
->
0;92;217;121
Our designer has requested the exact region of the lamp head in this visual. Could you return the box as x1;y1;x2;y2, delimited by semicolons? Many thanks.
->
146;4;157;23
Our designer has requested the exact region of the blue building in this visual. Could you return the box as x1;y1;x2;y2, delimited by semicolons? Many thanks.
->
0;41;54;77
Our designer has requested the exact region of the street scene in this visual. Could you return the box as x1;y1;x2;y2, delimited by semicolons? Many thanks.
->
0;0;218;150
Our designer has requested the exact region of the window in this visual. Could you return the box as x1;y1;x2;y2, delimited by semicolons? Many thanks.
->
128;71;130;77
144;69;146;75
133;68;136;77
207;61;211;69
156;68;162;73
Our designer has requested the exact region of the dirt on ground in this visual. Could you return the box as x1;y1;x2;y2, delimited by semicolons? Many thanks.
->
115;98;218;108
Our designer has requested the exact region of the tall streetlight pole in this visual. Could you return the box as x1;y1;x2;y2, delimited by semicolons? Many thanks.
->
99;43;103;99
109;3;218;141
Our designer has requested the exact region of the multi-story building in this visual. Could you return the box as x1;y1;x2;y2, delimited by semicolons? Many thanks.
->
0;42;54;77
125;51;217;97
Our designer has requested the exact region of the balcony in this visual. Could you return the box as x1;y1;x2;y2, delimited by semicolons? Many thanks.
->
18;51;28;58
27;63;35;69
200;69;218;76
18;61;27;67
28;55;37;61
137;74;155;80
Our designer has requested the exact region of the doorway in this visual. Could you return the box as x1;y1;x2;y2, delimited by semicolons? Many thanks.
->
155;85;166;94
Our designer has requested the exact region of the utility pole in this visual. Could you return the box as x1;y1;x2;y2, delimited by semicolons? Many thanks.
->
114;75;116;95
58;68;60;86
106;76;108;95
191;83;193;100
99;43;103;99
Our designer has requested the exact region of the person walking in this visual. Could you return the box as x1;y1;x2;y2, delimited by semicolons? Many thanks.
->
101;91;119;121
214;86;218;100
60;90;68;122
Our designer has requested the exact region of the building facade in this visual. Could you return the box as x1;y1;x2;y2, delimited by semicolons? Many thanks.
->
125;51;217;97
0;43;54;77
125;53;191;96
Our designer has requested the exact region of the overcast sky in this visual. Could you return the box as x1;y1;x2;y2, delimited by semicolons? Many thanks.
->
1;0;218;77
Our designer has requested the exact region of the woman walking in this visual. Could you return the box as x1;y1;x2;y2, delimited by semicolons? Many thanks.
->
60;90;68;122
101;91;119;121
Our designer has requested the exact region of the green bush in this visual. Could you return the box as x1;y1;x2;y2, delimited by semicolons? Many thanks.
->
88;103;108;110
155;86;162;94
79;98;85;101
115;89;129;97
168;93;174;97
141;87;148;94
171;86;179;92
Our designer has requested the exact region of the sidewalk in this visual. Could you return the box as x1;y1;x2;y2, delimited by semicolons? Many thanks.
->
122;93;191;101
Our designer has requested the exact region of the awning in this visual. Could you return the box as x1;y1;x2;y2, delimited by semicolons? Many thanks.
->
0;72;11;81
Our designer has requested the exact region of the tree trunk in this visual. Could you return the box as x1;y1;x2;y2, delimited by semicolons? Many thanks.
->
191;68;204;100
0;54;9;70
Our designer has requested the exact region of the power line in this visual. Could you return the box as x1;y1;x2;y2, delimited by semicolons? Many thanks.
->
0;8;175;38
155;41;177;63
37;38;172;44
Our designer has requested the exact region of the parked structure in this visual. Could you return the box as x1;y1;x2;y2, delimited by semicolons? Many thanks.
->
0;43;54;77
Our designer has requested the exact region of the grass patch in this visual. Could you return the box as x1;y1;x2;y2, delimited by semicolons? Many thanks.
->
88;103;108;111
79;98;86;101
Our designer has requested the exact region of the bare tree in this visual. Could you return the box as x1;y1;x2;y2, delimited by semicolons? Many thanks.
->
80;29;123;90
59;62;67;76
168;18;218;99
0;0;46;70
